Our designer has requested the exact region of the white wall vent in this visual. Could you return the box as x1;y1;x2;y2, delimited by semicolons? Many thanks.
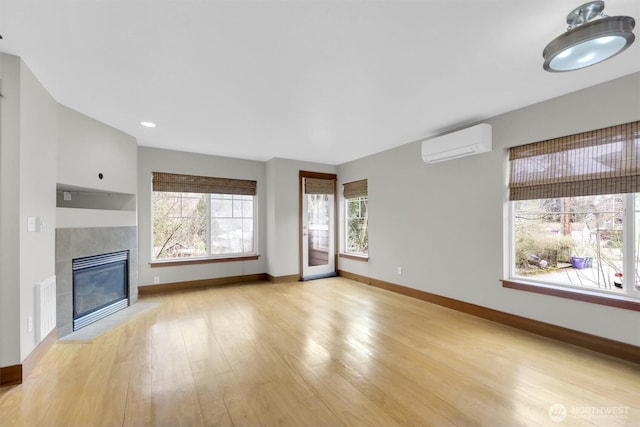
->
421;123;492;163
35;276;56;343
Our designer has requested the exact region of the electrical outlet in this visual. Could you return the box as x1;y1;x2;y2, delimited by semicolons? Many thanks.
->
153;276;160;284
27;316;33;333
397;266;402;275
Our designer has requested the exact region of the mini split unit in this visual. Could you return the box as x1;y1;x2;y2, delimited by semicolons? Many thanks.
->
421;123;493;163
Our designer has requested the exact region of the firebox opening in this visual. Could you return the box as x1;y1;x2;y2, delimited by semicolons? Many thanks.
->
72;250;129;331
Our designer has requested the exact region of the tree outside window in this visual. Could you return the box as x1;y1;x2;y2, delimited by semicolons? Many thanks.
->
153;191;255;259
514;194;629;288
152;171;257;260
346;196;368;255
153;192;207;259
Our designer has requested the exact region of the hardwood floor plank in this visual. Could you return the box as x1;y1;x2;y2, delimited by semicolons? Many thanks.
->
217;371;262;427
1;277;638;426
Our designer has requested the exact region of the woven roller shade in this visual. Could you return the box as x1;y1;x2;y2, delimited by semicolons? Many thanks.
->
305;177;335;194
343;179;368;198
152;172;257;195
509;120;640;201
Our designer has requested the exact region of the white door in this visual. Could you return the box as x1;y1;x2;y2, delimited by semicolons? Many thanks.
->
302;179;335;280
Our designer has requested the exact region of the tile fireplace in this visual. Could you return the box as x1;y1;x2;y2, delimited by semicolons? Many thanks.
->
56;226;138;337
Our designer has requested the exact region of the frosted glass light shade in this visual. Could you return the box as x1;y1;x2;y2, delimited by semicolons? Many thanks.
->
543;16;635;72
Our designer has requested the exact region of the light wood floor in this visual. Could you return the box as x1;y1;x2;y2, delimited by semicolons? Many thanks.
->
1;277;638;426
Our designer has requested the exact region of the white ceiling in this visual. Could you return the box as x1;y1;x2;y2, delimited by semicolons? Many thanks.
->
1;1;639;165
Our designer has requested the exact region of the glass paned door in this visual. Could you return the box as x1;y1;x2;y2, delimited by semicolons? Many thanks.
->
302;180;335;280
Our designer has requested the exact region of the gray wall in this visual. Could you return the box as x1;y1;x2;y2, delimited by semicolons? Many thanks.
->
0;53;22;367
338;72;640;346
265;158;337;277
138;153;337;282
18;57;58;361
0;53;58;366
137;147;268;286
58;104;138;195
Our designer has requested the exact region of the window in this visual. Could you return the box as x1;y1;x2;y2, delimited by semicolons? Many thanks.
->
153;191;207;258
152;172;257;260
509;121;639;298
343;179;368;256
210;194;254;255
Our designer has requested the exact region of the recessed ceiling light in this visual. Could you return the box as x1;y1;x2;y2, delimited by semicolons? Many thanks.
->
140;121;156;128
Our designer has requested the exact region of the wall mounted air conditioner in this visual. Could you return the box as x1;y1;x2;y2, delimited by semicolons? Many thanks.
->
421;123;492;163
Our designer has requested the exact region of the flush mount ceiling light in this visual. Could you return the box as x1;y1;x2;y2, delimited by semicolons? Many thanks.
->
543;1;635;72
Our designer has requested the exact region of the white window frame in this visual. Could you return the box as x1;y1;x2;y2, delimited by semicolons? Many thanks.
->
151;191;258;261
509;193;639;299
344;195;368;256
209;193;257;256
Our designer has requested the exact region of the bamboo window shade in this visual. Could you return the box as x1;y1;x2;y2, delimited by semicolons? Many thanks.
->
509;120;640;201
343;179;368;199
152;172;257;195
305;177;335;194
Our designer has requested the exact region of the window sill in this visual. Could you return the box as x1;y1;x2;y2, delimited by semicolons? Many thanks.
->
339;253;369;262
150;255;259;268
501;279;640;312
